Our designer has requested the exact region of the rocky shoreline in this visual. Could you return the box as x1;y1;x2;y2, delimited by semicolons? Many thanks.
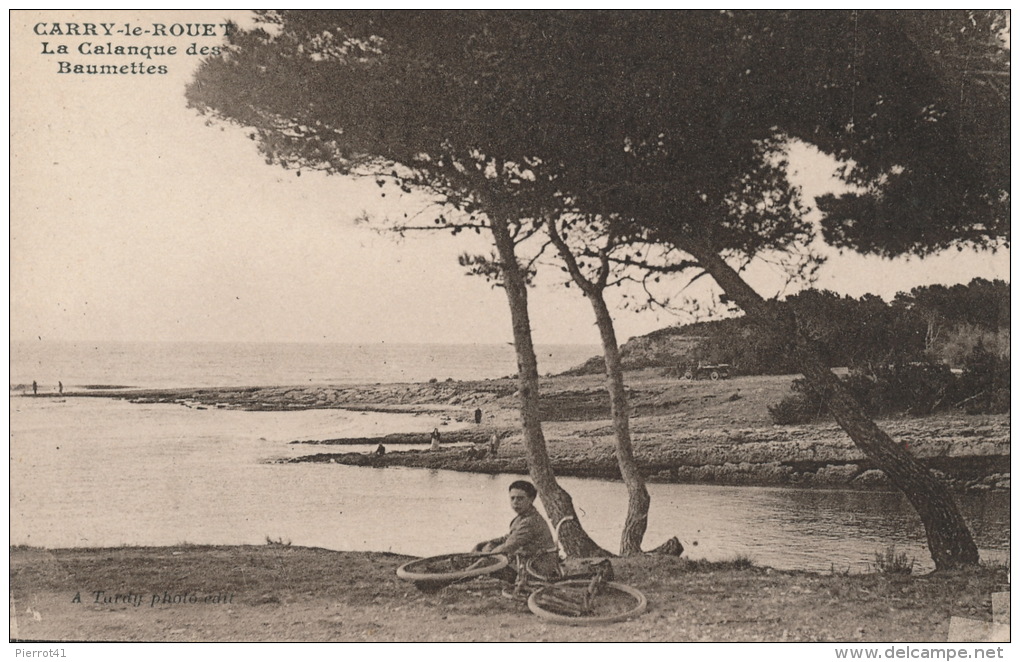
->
282;438;1010;493
70;370;1010;492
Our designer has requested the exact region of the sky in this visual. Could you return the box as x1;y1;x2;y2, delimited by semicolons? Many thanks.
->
9;10;1011;346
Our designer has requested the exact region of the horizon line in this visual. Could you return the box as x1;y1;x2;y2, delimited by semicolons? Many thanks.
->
9;338;605;346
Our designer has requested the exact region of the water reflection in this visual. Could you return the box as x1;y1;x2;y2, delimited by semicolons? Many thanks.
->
554;478;1007;573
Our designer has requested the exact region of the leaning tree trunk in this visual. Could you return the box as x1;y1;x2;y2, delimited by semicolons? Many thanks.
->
589;291;651;556
685;239;979;570
489;214;610;558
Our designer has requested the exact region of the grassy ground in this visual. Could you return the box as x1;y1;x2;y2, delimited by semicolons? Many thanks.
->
9;545;1008;642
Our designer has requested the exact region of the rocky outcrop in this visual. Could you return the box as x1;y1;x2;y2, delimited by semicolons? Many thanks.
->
285;429;1010;493
78;380;517;417
627;416;1010;491
292;428;499;446
558;333;703;376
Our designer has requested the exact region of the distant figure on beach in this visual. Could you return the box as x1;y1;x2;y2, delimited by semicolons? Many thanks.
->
375;443;386;456
489;432;501;457
32;381;37;395
430;427;441;451
58;381;63;394
474;408;482;424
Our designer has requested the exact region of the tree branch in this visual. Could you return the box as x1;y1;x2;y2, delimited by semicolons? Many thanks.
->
545;218;598;296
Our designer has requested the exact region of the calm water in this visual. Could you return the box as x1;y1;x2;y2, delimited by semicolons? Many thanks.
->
10;397;1009;573
9;340;600;390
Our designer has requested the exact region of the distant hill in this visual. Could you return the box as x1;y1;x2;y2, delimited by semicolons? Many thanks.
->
560;279;1009;377
558;315;761;377
558;329;710;376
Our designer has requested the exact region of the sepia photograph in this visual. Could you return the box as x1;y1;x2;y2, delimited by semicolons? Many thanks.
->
9;9;1011;651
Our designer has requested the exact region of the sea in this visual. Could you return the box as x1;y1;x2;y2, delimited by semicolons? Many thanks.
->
9;340;600;391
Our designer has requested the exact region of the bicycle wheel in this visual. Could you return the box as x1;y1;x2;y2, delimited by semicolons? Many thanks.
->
528;580;647;625
524;556;564;583
396;553;509;583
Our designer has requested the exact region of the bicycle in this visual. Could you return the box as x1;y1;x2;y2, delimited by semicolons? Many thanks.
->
395;551;509;592
395;551;647;625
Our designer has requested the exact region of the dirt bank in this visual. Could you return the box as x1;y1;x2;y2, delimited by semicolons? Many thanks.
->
69;371;1010;491
9;545;1008;642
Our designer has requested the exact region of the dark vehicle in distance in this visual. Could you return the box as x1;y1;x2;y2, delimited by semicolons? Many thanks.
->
681;362;731;381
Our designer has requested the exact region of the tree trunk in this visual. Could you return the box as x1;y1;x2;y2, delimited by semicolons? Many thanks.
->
684;239;979;570
488;214;610;558
589;292;651;556
544;222;650;555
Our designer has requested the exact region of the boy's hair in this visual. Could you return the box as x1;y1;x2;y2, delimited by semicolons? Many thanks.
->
508;480;537;499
